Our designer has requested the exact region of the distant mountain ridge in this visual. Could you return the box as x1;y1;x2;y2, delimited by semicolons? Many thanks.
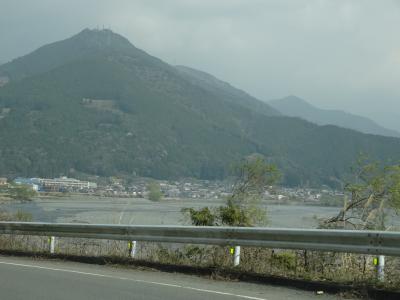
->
269;96;400;138
1;29;400;188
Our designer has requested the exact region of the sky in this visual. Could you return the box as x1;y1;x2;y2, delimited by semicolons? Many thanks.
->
1;0;400;131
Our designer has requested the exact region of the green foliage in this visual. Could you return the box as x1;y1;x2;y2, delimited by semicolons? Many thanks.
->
270;251;297;272
183;156;280;227
181;207;215;226
325;156;400;230
147;181;163;201
232;155;281;193
8;184;37;200
218;199;252;226
221;156;281;226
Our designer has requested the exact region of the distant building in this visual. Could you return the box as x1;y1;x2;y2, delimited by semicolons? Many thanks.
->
14;176;97;192
0;177;7;186
39;177;97;191
277;194;286;200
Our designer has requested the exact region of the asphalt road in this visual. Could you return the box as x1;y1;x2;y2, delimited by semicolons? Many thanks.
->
0;255;346;300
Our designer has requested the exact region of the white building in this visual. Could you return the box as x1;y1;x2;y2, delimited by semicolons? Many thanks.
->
39;177;97;190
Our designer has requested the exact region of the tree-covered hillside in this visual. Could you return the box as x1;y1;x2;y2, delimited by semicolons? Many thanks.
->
1;29;400;187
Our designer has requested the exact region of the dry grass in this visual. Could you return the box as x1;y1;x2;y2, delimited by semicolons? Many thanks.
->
0;210;399;291
1;234;400;290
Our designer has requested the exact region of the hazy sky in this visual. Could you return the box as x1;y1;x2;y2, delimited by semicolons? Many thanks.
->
1;0;400;130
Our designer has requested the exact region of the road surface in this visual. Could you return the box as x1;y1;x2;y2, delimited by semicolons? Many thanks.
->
0;255;347;300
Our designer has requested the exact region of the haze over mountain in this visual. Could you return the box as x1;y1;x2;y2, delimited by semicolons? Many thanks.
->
269;96;400;138
2;1;400;133
1;29;400;187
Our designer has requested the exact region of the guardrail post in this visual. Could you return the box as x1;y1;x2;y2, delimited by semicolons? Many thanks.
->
129;241;137;258
49;236;55;254
233;246;241;266
377;255;385;282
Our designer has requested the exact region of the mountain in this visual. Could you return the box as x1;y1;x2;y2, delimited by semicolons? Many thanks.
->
175;66;280;117
0;29;278;118
1;29;400;187
269;96;400;138
0;29;152;82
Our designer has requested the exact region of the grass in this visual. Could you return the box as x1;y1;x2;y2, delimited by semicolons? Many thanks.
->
1;233;399;289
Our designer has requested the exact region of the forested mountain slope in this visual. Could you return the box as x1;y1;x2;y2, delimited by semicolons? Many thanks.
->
1;29;400;187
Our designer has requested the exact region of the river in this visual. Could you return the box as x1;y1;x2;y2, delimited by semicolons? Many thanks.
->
1;195;347;228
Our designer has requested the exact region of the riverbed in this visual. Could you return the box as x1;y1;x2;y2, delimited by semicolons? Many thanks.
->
0;195;349;228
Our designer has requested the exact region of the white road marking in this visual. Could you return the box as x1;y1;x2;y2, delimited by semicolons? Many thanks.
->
0;260;267;300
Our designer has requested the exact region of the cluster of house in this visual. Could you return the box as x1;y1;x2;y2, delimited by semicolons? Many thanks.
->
1;174;344;203
93;178;232;199
274;187;344;202
13;176;97;192
92;177;343;201
158;181;232;199
95;178;147;197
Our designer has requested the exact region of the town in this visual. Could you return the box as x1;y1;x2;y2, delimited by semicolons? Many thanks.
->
0;175;344;206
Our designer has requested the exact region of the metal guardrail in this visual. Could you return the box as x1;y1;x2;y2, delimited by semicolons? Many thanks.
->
1;222;400;256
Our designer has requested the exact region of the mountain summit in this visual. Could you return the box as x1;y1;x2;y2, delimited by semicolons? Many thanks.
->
1;30;400;187
0;29;162;82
